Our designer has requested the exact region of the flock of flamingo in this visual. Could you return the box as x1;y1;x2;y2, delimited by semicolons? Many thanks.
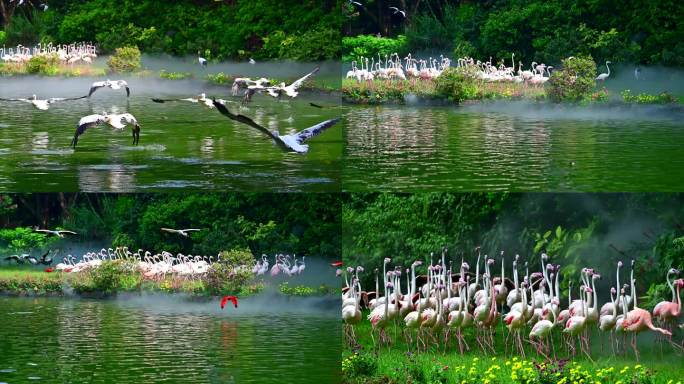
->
44;246;306;280
346;53;612;85
342;249;683;361
0;42;97;65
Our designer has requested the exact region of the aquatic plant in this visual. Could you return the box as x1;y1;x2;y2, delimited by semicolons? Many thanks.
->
621;90;677;104
159;70;193;80
107;46;141;73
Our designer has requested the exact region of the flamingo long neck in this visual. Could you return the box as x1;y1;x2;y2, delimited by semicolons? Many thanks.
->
513;261;519;290
591;277;598;312
631;264;636;308
616;263;621;300
676;282;682;313
610;290;617;317
666;271;675;302
605;61;611;76
474;252;481;286
554;269;560;304
410;264;416;297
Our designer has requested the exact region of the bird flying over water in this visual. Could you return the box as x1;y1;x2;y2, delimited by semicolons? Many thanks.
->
71;112;140;148
212;98;340;154
220;295;238;309
160;228;201;237
88;80;130;97
0;94;86;110
33;228;78;238
151;93;228;108
242;67;319;102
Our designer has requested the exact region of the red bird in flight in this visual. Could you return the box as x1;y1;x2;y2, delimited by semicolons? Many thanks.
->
220;295;238;309
330;261;343;267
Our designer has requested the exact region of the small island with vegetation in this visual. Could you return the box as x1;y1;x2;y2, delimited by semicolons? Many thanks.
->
342;0;683;106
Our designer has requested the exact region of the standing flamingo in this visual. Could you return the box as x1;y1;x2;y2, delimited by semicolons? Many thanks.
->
622;262;672;360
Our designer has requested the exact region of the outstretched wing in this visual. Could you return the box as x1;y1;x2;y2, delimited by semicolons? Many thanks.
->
289;66;320;89
212;98;279;141
58;230;78;235
72;114;106;147
125;86;130;97
160;228;177;233
88;81;107;97
182;229;201;232
294;118;341;144
0;97;25;101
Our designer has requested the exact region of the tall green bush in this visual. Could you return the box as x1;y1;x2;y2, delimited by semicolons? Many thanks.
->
25;54;59;75
342;35;408;63
434;67;479;103
547;56;597;102
107;46;141;73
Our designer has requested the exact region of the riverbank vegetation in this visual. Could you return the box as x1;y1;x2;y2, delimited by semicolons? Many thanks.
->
2;0;341;61
1;193;340;258
345;0;683;67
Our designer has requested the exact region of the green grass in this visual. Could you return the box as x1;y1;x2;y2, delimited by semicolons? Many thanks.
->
0;61;107;77
343;309;684;384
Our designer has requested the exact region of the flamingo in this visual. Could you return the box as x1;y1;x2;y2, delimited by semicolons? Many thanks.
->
622;261;672;360
596;61;611;81
71;112;141;148
88;79;130;97
160;228;201;237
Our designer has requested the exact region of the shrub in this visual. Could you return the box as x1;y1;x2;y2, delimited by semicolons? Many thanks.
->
0;31;6;45
262;28;340;61
204;249;255;295
25;54;59;75
434;67;479;103
342;35;408;63
547;56;597;102
107;46;141;73
341;353;377;378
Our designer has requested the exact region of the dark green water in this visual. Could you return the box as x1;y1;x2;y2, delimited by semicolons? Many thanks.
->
0;295;341;384
0;74;342;192
342;102;684;191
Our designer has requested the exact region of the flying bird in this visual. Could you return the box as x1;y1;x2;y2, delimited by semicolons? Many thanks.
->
220;295;238;309
151;93;227;108
160;228;201;237
4;254;26;264
389;6;406;18
0;94;86;110
33;228;78;238
88;80;130;97
71;113;141;148
243;67;320;102
231;77;270;96
212;98;340;153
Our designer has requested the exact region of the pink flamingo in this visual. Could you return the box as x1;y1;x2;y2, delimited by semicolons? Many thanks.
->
653;271;682;326
622;263;672;361
563;285;592;360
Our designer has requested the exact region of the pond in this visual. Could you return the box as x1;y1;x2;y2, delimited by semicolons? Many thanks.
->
342;102;684;191
0;62;342;192
0;295;341;384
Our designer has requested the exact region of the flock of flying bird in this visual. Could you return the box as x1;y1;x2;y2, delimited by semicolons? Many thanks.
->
342;249;683;361
347;52;613;85
0;55;339;153
2;226;307;280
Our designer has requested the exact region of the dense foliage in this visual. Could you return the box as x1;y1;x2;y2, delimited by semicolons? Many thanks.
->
107;46;141;73
434;67;478;103
1;0;342;60
343;193;684;306
0;193;341;258
346;0;684;66
547;56;597;102
341;34;408;62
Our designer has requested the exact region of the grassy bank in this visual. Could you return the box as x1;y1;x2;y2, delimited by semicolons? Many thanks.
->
342;310;684;384
342;78;547;104
342;78;684;107
0;262;262;297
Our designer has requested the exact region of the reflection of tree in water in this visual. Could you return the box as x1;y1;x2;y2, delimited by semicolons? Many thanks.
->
78;165;136;193
345;107;445;156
